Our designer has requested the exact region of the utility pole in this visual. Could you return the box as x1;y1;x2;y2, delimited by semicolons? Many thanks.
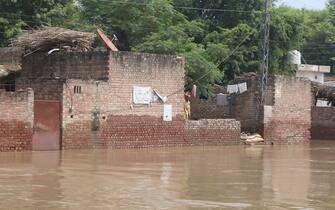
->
259;0;271;105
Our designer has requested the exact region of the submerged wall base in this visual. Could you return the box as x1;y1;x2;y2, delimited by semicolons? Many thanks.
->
62;115;241;150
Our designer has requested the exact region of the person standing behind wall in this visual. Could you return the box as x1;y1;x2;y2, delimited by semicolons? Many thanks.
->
184;91;191;119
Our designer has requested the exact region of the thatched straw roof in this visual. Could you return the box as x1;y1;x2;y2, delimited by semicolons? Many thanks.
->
0;28;96;78
10;27;95;53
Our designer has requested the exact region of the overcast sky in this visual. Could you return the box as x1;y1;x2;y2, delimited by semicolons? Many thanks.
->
279;0;327;10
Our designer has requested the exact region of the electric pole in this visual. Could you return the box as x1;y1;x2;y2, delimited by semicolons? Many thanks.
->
259;0;271;105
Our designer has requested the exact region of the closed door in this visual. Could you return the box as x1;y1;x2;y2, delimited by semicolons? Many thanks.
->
33;100;61;151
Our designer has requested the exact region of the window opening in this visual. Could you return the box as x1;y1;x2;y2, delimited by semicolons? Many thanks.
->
74;86;82;94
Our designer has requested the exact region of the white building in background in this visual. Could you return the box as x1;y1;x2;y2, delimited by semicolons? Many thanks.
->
296;64;331;84
289;50;332;107
289;50;331;84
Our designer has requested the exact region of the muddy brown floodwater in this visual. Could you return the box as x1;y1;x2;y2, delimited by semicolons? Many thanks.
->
0;141;335;210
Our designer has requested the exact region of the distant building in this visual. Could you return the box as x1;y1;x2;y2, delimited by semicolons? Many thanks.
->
296;64;331;84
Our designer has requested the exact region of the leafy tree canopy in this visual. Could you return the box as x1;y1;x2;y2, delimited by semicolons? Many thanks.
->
0;0;334;96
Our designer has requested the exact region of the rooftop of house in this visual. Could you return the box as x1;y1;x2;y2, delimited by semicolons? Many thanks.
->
298;64;331;73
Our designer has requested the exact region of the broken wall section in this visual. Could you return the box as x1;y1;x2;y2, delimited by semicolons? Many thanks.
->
311;107;335;140
230;74;260;132
263;76;312;144
189;73;261;131
0;88;34;151
230;73;275;133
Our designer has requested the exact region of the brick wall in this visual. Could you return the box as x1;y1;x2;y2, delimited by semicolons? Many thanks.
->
1;50;242;150
101;115;187;149
61;52;186;149
186;119;241;146
230;74;260;132
263;76;312;144
61;52;241;149
108;51;185;117
191;100;228;120
61;80;109;149
0;88;34;151
17;80;63;101
21;51;109;80
62;113;241;149
190;73;261;131
229;74;275;133
311;107;335;140
16;51;110;101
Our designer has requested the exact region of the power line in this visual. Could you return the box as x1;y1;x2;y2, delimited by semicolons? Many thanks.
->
1;26;333;49
0;3;263;16
89;0;264;14
2;23;331;44
0;33;253;99
166;33;253;97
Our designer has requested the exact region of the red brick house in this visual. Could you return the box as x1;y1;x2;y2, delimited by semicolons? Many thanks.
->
0;48;241;151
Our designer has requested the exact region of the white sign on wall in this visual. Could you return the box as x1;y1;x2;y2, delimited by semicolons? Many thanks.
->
163;104;172;121
133;86;152;104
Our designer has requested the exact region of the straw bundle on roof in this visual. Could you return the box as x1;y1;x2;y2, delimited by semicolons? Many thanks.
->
10;27;95;52
0;64;21;78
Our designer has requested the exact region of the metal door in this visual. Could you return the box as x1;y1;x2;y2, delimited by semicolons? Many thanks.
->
33;100;61;151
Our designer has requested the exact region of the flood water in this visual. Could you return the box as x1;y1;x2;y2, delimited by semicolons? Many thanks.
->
0;141;335;210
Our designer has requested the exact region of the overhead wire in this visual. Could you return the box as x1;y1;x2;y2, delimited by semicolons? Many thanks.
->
0;32;254;99
80;0;264;14
0;2;333;77
166;33;253;97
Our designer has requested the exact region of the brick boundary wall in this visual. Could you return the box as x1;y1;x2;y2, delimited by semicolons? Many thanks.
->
0;88;34;151
60;51;242;149
101;115;187;149
62;115;241;150
191;100;228;120
21;51;110;81
186;119;241;146
263;76;312;144
311;106;335;140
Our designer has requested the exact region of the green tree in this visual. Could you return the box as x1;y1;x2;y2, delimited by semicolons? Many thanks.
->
0;0;78;46
78;0;185;50
204;23;259;81
269;7;307;74
172;0;264;28
299;2;335;67
328;0;335;24
1;0;334;96
135;21;222;95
